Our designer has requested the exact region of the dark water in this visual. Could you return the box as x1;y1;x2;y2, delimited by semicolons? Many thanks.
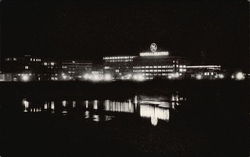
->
0;81;249;157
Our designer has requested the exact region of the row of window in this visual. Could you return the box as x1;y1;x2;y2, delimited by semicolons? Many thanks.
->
30;58;42;62
133;69;174;72
105;59;133;63
133;65;174;69
179;69;187;72
143;73;169;76
103;56;135;60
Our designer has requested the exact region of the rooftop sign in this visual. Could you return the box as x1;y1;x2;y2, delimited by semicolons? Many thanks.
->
140;43;169;57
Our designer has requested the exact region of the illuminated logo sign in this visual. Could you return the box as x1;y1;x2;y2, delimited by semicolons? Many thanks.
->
150;43;157;52
140;43;169;57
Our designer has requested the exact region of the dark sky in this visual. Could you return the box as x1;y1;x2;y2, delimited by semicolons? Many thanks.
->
1;0;249;70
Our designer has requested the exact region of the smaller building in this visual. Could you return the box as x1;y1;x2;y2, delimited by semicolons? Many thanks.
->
186;65;224;79
3;55;43;74
61;60;92;80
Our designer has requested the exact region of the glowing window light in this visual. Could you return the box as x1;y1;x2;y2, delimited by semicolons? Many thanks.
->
85;100;89;108
93;115;100;122
62;100;67;107
22;99;29;109
51;101;55;110
235;72;245;80
93;100;98;110
44;103;48;110
85;111;90;119
72;101;76;108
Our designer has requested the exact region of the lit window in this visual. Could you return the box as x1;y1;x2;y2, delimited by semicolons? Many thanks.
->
25;66;29;70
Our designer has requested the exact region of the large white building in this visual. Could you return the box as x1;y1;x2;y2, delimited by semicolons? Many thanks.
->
103;43;189;80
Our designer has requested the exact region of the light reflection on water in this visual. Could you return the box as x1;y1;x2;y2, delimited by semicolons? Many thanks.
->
22;93;186;126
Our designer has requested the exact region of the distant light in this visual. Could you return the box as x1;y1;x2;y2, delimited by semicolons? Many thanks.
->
21;74;30;82
83;73;91;80
62;100;67;107
104;73;112;81
92;74;102;81
93;115;100;122
196;74;202;80
133;74;145;81
22;99;29;108
235;72;245;80
51;102;55;110
62;75;67;80
218;74;224;79
44;103;48;110
151;117;158;126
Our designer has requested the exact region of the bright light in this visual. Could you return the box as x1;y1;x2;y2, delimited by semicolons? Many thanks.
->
21;74;30;82
168;73;180;79
196;74;202;80
133;74;145;81
92;74;102;81
235;72;245;80
62;75;67;80
83;73;91;80
218;74;224;79
22;99;29;108
104;73;112;81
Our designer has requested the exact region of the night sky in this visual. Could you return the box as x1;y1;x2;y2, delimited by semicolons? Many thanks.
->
1;0;249;71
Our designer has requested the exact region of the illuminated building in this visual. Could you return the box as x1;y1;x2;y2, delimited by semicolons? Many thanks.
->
41;60;61;81
186;65;223;79
3;55;43;81
3;55;42;74
101;43;228;80
102;43;189;80
133;44;189;80
61;60;92;79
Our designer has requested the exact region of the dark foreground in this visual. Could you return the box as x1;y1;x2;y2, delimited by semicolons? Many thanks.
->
0;80;249;157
